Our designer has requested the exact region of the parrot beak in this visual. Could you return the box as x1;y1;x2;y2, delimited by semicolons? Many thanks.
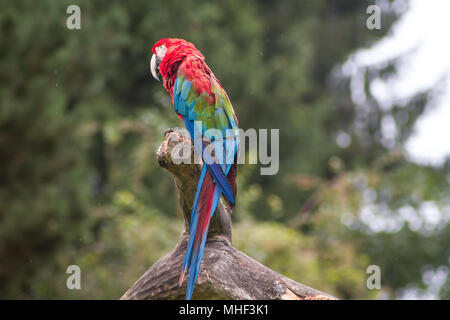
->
150;54;160;81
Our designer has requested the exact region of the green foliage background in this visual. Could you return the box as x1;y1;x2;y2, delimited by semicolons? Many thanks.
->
0;0;448;299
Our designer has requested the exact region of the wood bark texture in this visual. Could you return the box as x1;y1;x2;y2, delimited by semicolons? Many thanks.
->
121;128;337;300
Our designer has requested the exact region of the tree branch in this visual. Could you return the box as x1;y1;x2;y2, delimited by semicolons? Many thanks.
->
120;128;337;300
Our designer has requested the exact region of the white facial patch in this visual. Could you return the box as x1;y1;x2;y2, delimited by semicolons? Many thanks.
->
155;45;167;60
150;45;167;81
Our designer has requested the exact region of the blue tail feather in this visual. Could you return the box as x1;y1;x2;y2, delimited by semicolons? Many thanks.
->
182;165;208;274
185;187;221;300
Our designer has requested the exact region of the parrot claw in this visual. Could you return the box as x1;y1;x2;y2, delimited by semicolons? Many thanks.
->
164;128;174;137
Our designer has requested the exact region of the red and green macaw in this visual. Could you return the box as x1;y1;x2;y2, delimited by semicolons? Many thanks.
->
150;38;238;299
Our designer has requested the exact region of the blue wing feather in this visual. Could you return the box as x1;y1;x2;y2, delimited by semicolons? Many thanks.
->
174;77;236;204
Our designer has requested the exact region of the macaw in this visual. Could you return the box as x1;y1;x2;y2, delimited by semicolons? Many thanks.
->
150;38;238;300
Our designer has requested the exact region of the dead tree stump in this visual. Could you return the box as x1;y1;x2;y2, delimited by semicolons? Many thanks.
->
120;128;336;300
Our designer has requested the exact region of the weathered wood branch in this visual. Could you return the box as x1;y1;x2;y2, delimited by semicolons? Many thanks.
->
120;128;336;300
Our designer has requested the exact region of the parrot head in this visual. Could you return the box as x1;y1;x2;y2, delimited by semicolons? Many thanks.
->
150;38;205;85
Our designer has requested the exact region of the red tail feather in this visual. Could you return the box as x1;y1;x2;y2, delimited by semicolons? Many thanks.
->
194;170;216;247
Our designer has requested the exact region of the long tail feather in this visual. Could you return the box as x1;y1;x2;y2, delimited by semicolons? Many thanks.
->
180;165;207;284
179;167;221;299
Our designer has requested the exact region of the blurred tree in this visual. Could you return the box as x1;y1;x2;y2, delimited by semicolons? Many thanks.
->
0;0;448;299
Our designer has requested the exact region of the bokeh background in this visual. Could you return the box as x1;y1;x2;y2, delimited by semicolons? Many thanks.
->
1;0;449;299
